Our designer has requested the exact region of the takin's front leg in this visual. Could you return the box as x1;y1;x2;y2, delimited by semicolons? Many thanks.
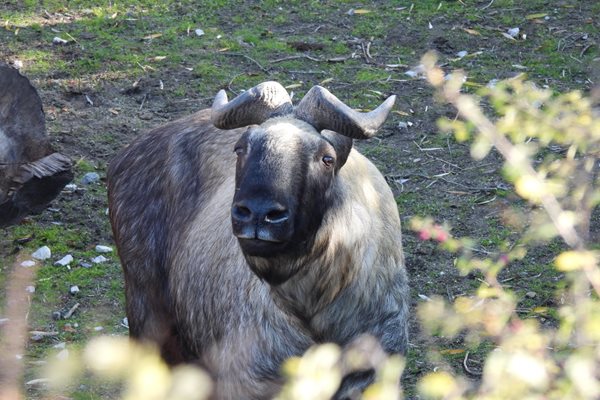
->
124;280;186;365
333;369;375;400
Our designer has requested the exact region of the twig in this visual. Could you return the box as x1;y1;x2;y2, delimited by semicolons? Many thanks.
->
221;52;269;73
463;351;483;376
480;0;494;10
139;93;147;111
63;303;80;319
580;44;594;58
227;74;244;95
29;331;59;337
270;54;321;64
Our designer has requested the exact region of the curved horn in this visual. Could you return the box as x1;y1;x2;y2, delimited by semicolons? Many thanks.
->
294;86;396;139
211;81;293;129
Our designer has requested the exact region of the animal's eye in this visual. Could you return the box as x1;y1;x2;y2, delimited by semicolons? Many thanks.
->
322;155;335;168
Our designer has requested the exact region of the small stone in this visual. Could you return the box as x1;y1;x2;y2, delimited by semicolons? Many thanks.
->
32;246;51;260
52;311;62;320
507;27;520;38
53;342;66;349
121;317;129;328
525;291;537;299
194;28;205;36
81;172;100;185
20;260;36;268
55;254;74;266
63;183;78;192
25;286;36;293
52;36;68;45
95;245;113;253
70;285;80;295
94;326;104;331
80;262;93;268
91;255;108;264
456;50;468;59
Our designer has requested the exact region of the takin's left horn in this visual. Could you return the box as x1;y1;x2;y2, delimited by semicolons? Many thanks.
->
294;86;396;139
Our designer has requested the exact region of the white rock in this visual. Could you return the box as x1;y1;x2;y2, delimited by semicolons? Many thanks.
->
32;246;51;260
91;255;108;264
94;326;104;331
52;36;68;45
507;27;520;38
95;245;113;253
70;285;80;295
121;317;129;328
20;260;36;268
25;286;36;293
53;342;66;349
456;50;468;59
63;183;78;192
55;254;74;266
195;28;205;36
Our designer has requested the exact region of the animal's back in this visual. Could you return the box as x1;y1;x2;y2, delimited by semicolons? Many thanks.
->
108;109;243;359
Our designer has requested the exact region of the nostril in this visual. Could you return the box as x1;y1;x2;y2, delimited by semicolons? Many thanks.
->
265;209;289;224
232;204;252;221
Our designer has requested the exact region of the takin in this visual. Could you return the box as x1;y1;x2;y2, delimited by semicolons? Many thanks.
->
107;81;409;399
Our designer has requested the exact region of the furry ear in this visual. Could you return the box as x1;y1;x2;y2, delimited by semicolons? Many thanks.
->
321;130;353;172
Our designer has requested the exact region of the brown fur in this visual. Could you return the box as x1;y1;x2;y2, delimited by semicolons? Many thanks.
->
108;108;409;399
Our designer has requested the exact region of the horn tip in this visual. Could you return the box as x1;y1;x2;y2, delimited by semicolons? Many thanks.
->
212;89;228;108
384;94;396;108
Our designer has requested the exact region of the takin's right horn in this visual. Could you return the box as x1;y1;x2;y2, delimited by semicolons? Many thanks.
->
211;81;293;130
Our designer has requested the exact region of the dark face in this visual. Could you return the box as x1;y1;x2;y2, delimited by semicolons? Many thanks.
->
230;118;351;277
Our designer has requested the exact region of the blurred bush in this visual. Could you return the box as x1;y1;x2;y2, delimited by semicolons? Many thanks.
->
412;52;600;399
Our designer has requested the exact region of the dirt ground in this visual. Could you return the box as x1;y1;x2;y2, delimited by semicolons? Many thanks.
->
1;0;599;398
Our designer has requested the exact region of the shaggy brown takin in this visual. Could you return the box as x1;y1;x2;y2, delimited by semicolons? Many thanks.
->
108;82;409;399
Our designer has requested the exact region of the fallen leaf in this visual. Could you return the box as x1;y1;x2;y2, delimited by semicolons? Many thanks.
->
351;9;371;15
285;83;302;89
501;32;517;41
526;12;548;19
319;78;334;85
440;349;466;355
152;56;167;61
462;28;480;35
142;33;162;40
